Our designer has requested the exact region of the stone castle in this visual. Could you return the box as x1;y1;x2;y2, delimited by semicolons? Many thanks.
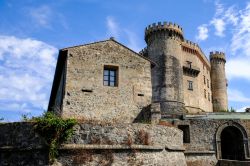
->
1;21;250;166
48;21;228;122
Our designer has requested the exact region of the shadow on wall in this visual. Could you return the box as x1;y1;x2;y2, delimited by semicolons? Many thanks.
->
133;105;151;123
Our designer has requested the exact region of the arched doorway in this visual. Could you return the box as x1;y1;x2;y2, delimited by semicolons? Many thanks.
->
220;126;244;160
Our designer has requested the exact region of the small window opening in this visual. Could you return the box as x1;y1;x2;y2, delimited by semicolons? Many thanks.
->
207;79;209;88
103;66;118;87
81;89;93;93
178;125;190;143
204;89;207;98
188;80;193;91
203;75;206;84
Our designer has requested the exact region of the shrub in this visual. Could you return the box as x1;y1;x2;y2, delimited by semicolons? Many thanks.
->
33;112;77;163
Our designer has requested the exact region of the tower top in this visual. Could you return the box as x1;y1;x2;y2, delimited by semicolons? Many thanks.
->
210;51;226;62
145;21;184;43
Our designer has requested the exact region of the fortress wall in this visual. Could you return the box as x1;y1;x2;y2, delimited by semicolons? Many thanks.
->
170;118;250;166
0;122;187;166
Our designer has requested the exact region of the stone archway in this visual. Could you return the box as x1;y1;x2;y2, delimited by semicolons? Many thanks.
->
221;126;244;160
216;122;249;160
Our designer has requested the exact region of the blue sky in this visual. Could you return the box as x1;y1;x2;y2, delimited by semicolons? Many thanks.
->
0;0;250;121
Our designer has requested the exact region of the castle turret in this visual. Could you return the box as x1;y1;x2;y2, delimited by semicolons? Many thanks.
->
145;22;184;117
210;51;228;112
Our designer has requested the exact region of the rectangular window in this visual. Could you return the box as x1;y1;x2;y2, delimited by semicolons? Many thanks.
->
178;125;190;143
208;92;210;101
188;80;193;91
204;89;206;98
207;79;209;88
103;66;118;87
203;75;206;84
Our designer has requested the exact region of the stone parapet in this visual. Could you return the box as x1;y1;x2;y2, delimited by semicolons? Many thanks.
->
210;51;226;62
182;40;211;68
0;122;187;166
145;21;184;43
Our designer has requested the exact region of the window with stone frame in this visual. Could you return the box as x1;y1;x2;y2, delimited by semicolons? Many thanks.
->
207;79;209;88
188;80;193;91
204;89;206;98
203;75;206;84
103;65;118;87
208;92;210;101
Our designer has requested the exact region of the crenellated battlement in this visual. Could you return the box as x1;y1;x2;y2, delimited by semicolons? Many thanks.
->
145;21;184;43
183;40;198;47
182;40;204;55
210;51;226;62
139;47;148;57
181;40;210;68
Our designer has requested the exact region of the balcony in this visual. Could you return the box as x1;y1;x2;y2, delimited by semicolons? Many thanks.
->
183;64;200;77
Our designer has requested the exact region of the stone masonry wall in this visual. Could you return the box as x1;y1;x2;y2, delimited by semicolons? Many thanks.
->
181;46;213;113
0;122;187;166
170;118;250;166
62;39;152;123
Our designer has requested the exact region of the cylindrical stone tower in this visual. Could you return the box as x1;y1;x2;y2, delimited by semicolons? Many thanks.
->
210;51;228;112
145;22;184;117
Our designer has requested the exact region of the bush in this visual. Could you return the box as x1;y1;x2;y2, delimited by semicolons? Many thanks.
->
33;112;76;163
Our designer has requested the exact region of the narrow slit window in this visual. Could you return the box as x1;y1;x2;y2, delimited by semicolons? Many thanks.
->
188;80;193;91
103;66;118;87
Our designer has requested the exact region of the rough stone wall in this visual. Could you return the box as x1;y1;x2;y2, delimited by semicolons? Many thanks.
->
170;118;250;166
210;52;228;111
0;122;187;166
145;25;184;116
0;122;49;166
61;40;152;123
58;150;185;166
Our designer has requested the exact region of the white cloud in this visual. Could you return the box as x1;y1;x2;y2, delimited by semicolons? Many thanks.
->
231;3;250;55
196;1;239;38
226;57;250;81
106;16;143;52
106;16;120;38
197;1;250;82
211;18;225;37
124;30;141;52
224;6;239;25
228;89;250;103
214;1;224;16
0;35;57;115
211;1;238;36
196;24;209;41
29;5;52;28
237;106;250;112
